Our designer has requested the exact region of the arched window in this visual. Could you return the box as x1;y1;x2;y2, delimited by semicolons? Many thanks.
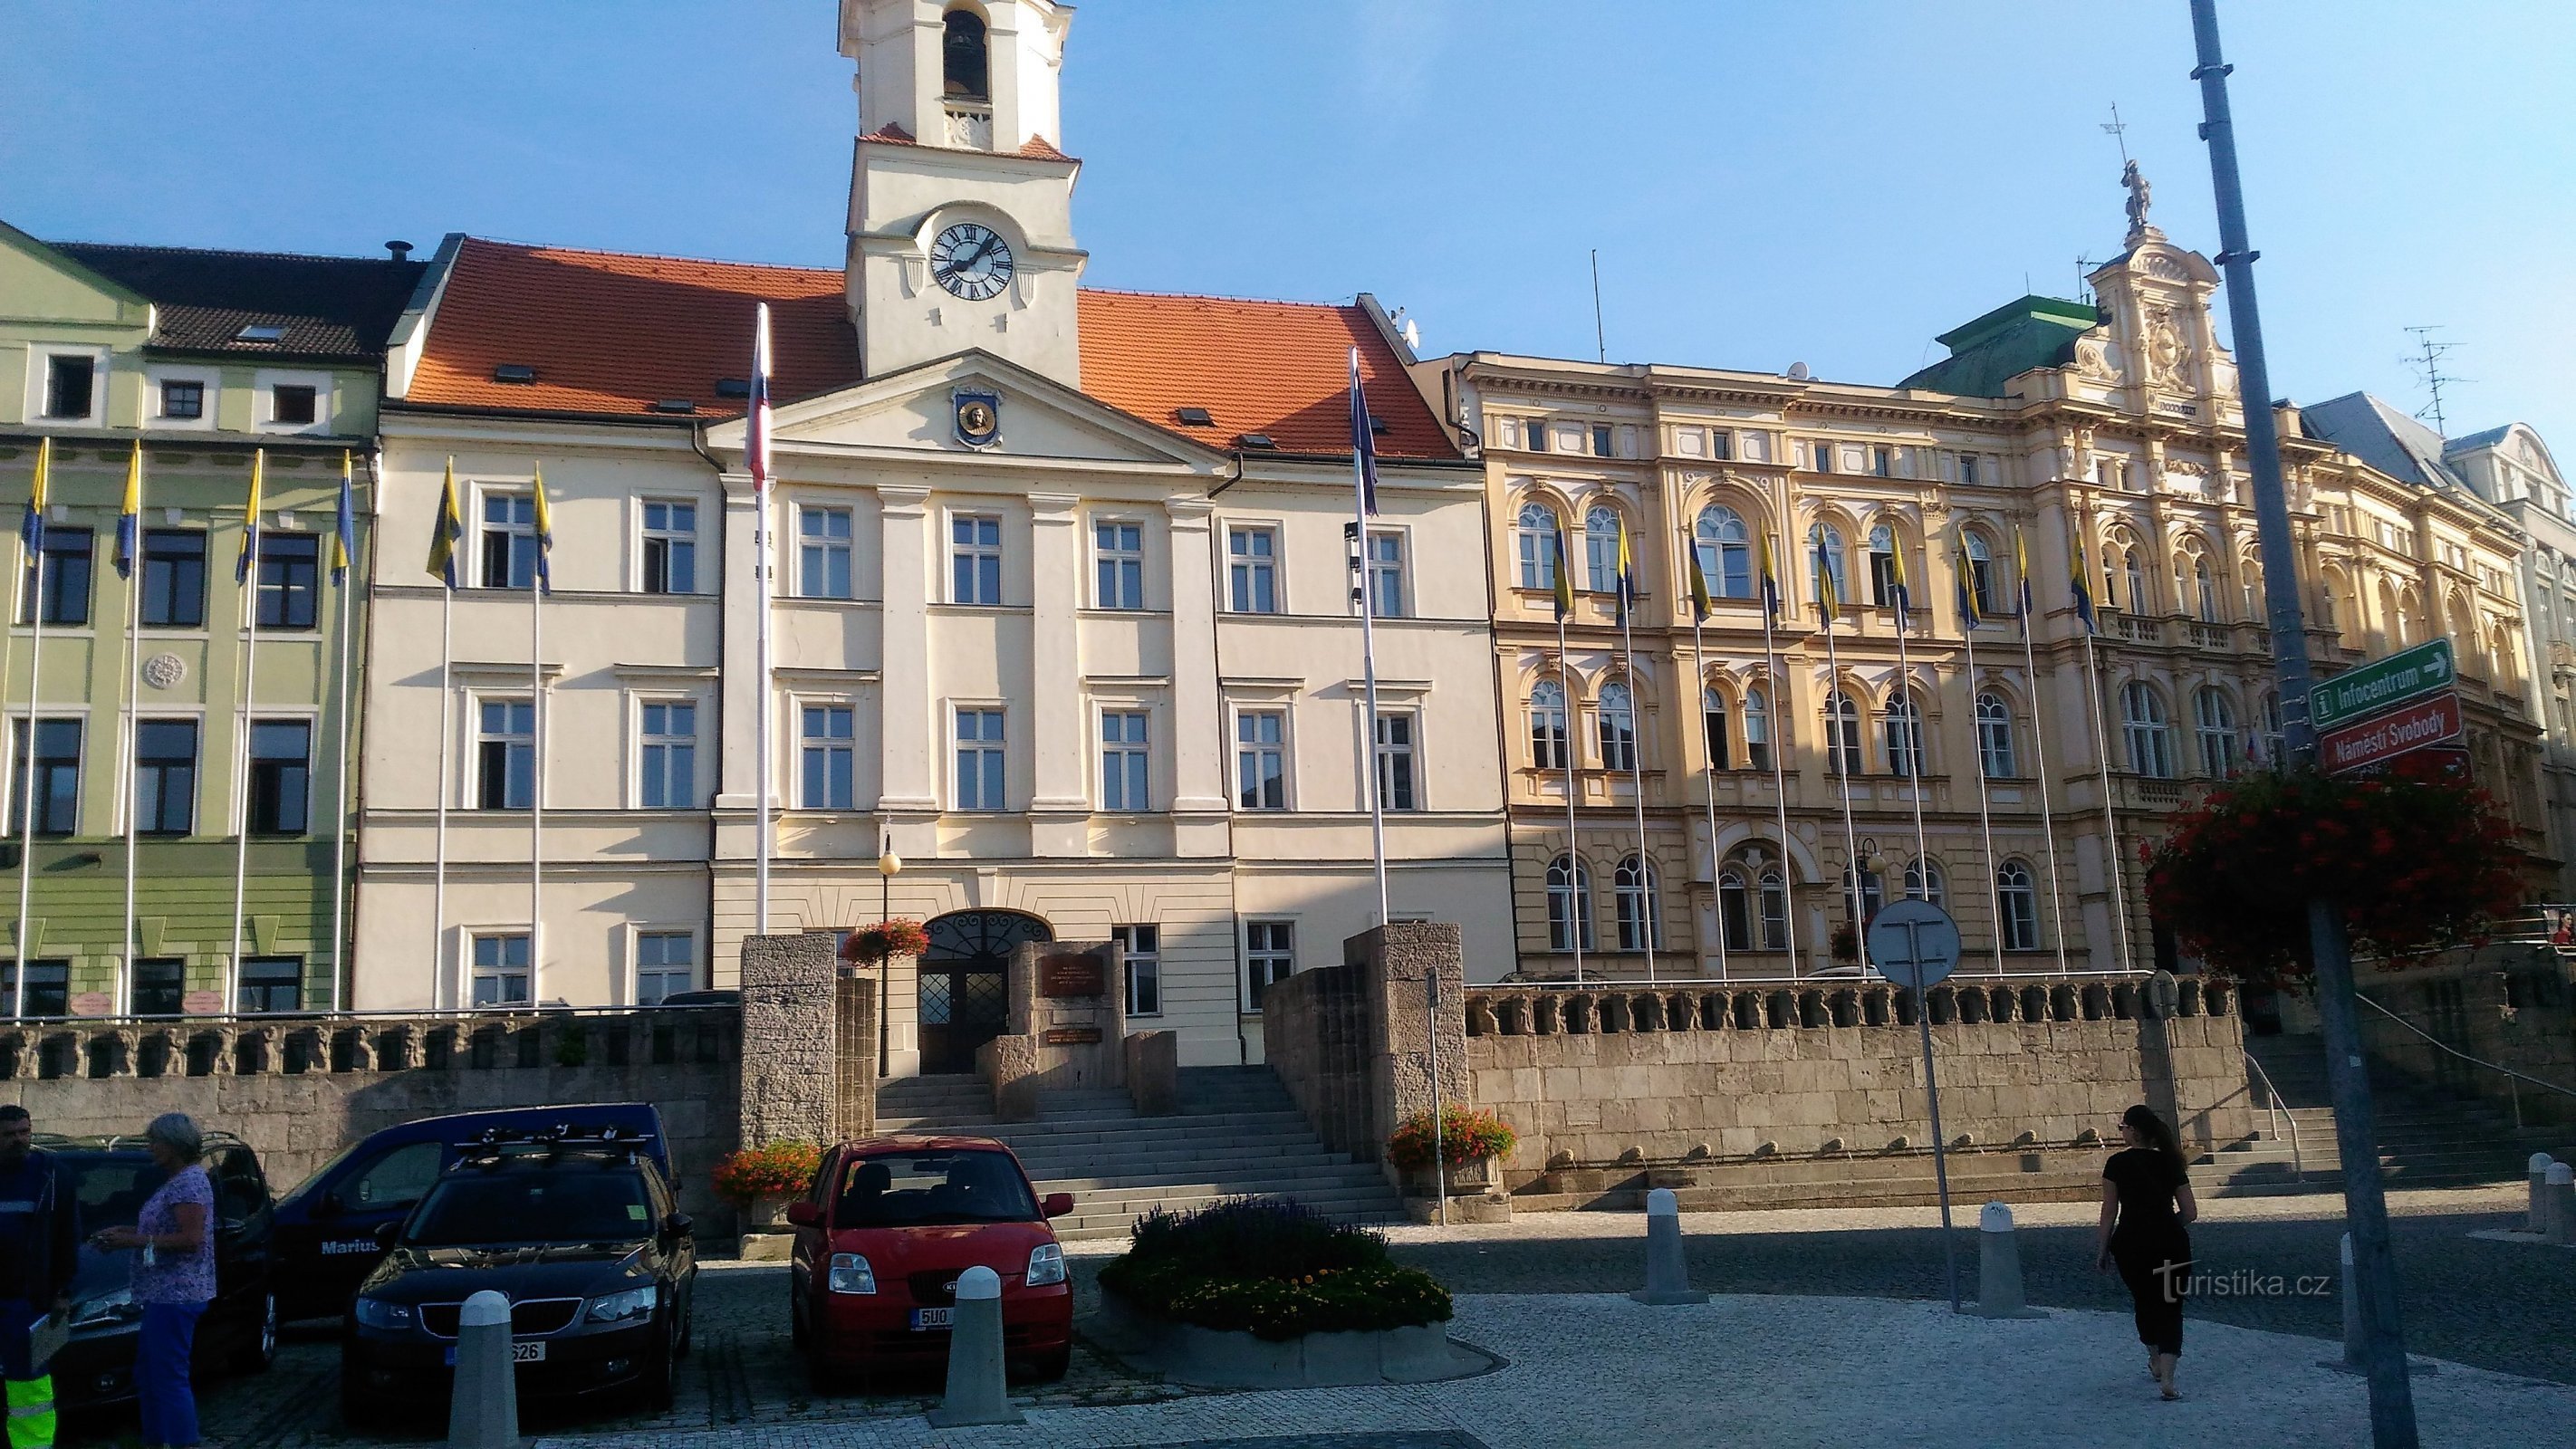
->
2241;554;2265;621
2119;540;2149;614
2121;681;2174;779
1614;855;1662;951
1546;855;1593;952
1719;844;1789;952
1514;504;1561;591
1703;685;1728;770
1996;860;2040;951
2193;686;2239;778
1823;688;1863;776
2180;544;2218;622
1840;864;1886;923
1812;525;1847;608
1963;533;1997;619
1866;524;1899;606
2257;690;2283;768
2395;590;2423;647
1743;686;1773;772
1585;506;1625;593
1883;690;1925;778
1903;858;1946;907
942;7;990;99
1975;691;2016;777
1597;681;1638;772
1696;505;1754;600
1528;679;1569;772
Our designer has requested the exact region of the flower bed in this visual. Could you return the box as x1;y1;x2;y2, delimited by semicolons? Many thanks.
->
1099;1196;1451;1341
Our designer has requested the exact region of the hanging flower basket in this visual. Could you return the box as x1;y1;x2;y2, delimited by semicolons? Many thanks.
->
840;918;928;964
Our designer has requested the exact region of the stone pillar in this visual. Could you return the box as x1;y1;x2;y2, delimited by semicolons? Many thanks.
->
1026;494;1086;856
1349;922;1469;1164
738;930;840;1147
832;964;879;1142
1164;500;1227;856
876;486;936;814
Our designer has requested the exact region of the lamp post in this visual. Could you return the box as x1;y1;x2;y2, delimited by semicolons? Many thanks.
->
877;836;900;1079
1854;836;1886;977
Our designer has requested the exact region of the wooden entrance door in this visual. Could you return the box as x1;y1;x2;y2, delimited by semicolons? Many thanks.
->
917;909;1051;1075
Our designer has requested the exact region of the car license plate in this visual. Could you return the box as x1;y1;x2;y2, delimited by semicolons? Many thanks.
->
909;1308;953;1331
442;1341;548;1366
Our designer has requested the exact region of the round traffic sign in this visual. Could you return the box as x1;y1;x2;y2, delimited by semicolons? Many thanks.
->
1865;898;1963;989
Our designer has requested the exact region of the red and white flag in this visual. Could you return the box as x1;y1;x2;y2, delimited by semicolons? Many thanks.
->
748;302;774;491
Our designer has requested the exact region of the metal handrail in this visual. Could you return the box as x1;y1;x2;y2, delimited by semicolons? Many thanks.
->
2243;1050;2304;1180
2357;993;2576;1131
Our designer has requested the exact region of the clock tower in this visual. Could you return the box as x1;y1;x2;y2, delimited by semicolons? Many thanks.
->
839;0;1086;387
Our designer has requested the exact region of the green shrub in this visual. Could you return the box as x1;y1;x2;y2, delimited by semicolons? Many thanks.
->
1101;1195;1449;1340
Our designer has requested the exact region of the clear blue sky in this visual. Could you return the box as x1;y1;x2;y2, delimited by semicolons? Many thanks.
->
7;1;2571;454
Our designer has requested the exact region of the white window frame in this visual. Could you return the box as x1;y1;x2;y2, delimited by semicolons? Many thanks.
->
635;696;699;810
142;364;216;432
797;503;855;600
251;368;334;435
798;700;857;811
1372;709;1419;812
1233;705;1291;811
948;510;1004;606
630;925;702;1005
24;344;108;426
474;484;539;591
1364;527;1407;619
1243;918;1295;1012
1091;516;1147;610
468;929;533;1007
636;496;699;595
953;704;1007;811
1099;707;1150;813
470;692;535;811
1111;924;1160;1017
1226;523;1283;614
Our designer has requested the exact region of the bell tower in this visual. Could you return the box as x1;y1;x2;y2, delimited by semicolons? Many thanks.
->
840;0;1086;387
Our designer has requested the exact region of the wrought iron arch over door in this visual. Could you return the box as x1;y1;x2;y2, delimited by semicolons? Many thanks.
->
917;909;1052;1075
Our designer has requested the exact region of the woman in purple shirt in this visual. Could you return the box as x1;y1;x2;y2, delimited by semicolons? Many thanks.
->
90;1114;214;1449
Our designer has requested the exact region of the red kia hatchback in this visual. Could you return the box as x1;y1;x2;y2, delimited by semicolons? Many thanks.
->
786;1135;1074;1387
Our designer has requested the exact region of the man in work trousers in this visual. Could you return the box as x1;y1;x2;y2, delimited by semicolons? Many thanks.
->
0;1108;74;1449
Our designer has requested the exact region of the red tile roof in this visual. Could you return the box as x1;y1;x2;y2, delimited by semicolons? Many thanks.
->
404;238;1455;460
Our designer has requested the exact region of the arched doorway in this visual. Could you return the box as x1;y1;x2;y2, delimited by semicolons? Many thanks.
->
918;909;1051;1074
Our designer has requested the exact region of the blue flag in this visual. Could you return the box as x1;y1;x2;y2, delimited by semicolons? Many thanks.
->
20;437;49;570
332;452;356;587
1347;347;1379;515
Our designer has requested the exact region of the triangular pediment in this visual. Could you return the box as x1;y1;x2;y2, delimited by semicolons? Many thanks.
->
0;219;152;331
703;350;1219;474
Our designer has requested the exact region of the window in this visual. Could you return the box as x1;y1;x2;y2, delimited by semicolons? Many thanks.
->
42;356;93;419
1584;507;1624;593
1902;858;1946;906
1812;526;1847;606
1227;526;1278;613
3;961;69;1019
800;705;854;809
479;493;537;590
1883;692;1924;777
21;528;91;626
1743;686;1773;772
1521;418;1548;453
640;501;696;594
8;719;79;836
1514;504;1560;591
476;699;533;810
2193;687;2238;778
635;931;695;1004
1101;711;1149;811
256;534;319;629
1997;861;2040;951
469;934;530;1007
1365;532;1405;618
1696;505;1753;600
955;707;1004;810
1613;855;1661;951
1824;689;1862;776
1591;424;1614;458
799;506;853;599
1718;849;1789;952
1812;439;1835;474
2121;682;2174;779
1528;680;1569;772
140;531;207;628
1872;445;1893;478
1094;521;1144;609
1112;924;1160;1016
2119;543;2148;614
1244;920;1293;1009
942;5;988;97
2182;547;2218;622
1596;682;1637;772
1703;686;1728;770
1866;525;1898;607
2258;691;2284;767
344;1142;445;1213
271;384;318;427
1964;533;1996;619
1373;713;1417;811
1545;856;1593;952
1841;866;1886;922
131;958;185;1018
1235;710;1286;810
639;701;696;809
1959;455;1980;485
1975;692;2016;778
246;718;310;833
951;514;1002;604
159;379;204;421
238;955;303;1014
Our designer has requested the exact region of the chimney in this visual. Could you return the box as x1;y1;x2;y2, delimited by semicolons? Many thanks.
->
385;240;415;261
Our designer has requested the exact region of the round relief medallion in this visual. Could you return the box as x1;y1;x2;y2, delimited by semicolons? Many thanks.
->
141;653;187;690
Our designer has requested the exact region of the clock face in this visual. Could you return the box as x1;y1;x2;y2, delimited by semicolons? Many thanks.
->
929;223;1014;302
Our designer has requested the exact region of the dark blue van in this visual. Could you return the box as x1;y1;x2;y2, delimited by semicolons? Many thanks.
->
271;1104;667;1321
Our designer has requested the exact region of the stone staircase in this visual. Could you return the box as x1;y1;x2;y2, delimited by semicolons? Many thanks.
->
873;1067;1405;1243
2205;1033;2565;1195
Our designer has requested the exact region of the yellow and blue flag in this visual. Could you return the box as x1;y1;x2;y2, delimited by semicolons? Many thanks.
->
1550;528;1573;624
1813;532;1841;626
1614;514;1636;626
1756;524;1781;621
331;452;356;588
1955;536;1983;632
235;449;266;583
1685;526;1712;624
428;457;463;589
2014;525;2034;622
114;441;143;579
20;437;50;569
531;463;554;595
1887;530;1911;625
2068;525;2097;634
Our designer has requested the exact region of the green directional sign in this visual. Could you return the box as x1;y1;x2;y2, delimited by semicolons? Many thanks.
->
2308;638;2455;731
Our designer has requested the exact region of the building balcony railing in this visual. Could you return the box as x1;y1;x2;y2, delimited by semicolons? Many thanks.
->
943;101;994;150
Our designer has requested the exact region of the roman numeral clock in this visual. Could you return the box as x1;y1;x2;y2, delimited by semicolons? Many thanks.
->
928;222;1013;302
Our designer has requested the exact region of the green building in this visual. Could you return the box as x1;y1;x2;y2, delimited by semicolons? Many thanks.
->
0;222;421;1017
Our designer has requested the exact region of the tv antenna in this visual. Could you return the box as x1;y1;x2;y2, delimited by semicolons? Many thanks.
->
1590;248;1607;364
2102;103;2131;166
2402;326;2463;437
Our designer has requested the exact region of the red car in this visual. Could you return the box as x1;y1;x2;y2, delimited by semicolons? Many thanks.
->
786;1135;1074;1387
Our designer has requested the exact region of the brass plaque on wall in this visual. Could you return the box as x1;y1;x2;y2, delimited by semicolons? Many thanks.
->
1042;1027;1103;1046
1039;955;1106;998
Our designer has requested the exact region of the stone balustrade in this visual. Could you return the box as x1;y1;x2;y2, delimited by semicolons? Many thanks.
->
1465;972;2230;1040
0;1007;735;1082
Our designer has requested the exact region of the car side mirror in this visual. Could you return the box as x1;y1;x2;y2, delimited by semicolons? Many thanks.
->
783;1201;822;1229
372;1222;402;1251
663;1213;693;1238
1041;1193;1072;1219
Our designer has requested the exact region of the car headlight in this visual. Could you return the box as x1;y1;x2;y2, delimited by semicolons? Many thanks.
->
69;1289;137;1329
1025;1243;1066;1288
585;1285;659;1324
352;1297;414;1330
827;1252;876;1295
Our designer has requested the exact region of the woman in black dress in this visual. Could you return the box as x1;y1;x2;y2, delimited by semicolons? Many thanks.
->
2096;1103;2197;1400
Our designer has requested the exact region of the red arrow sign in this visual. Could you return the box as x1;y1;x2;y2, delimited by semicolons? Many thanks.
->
2318;692;2462;776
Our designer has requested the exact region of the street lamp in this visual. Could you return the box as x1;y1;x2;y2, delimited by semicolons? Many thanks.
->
876;836;900;1078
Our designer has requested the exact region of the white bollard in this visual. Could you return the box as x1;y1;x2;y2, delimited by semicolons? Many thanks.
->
928;1265;1022;1426
447;1290;518;1449
1963;1202;2047;1319
2339;1233;2365;1371
2548;1163;2576;1247
1630;1187;1708;1305
2533;1154;2557;1234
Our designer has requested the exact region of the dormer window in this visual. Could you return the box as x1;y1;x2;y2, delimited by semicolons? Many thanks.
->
943;9;988;100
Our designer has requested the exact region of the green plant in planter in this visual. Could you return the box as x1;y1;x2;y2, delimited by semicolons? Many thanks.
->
1100;1195;1450;1341
1385;1106;1514;1173
711;1140;822;1209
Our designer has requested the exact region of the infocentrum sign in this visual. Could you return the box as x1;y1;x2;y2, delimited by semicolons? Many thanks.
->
2307;638;2455;732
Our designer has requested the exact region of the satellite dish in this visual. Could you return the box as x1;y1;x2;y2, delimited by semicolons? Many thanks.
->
1787;361;1811;380
1400;317;1422;351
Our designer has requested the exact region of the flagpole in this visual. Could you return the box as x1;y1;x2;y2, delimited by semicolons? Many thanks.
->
1963;615;2003;975
119;446;143;1016
1818;537;1866;973
2080;629;2135;974
1348;351;1389;926
227;454;264;1012
2019;534;2071;974
330;455;361;1012
1617;555;1653;981
1892;573;1928;900
434;582;454;1005
1759;560;1798;981
751;303;775;936
530;496;544;1006
13;442;49;1022
1557;600;1584;984
1691;604;1725;980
